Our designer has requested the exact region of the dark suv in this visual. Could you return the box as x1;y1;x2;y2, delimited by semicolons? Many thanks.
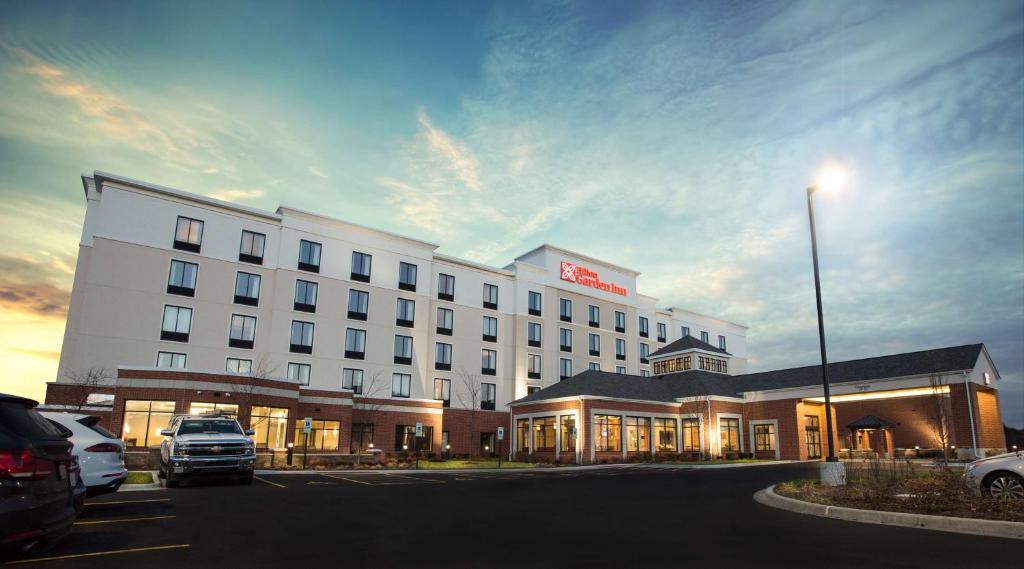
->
0;394;78;556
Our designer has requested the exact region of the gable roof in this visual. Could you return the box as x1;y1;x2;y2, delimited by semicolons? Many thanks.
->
511;369;743;405
846;415;896;429
649;335;730;358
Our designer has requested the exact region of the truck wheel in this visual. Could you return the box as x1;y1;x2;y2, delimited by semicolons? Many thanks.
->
165;472;180;488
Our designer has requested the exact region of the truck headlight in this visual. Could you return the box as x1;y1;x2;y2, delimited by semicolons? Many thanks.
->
172;443;188;457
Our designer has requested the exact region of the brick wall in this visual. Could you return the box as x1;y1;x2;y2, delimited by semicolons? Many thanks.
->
974;386;1007;449
835;395;947;450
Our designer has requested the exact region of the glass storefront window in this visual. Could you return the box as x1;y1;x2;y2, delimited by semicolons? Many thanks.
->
754;424;776;452
189;402;239;418
351;423;375;452
533;417;556;451
720;418;740;452
394;425;433;451
804;415;822;459
625;417;650;452
560;416;576;452
654;418;677;452
250;406;289;449
594;415;621;452
516;418;530;452
681;418;701;452
121;400;175;447
293;420;340;450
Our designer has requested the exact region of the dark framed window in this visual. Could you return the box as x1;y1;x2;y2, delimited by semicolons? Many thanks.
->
290;320;314;354
351;423;374;452
226;358;252;374
594;415;621;452
640;369;650;377
527;322;541;347
588;362;601;371
516;419;530;452
298;239;321;273
681;418;700;451
589;333;600;356
294;280;318;313
528;291;542;316
719;335;727;351
527;386;541;395
615;311;625;333
528;354;541;379
342;368;363;394
351;251;372;282
481;383;496;411
481;349;497;375
559;298;572;322
616;366;626;374
754;424;776;452
640;342;650;364
292;419;340;450
615;338;626;360
345;328;366;359
482;316;498;342
167;260;198;296
804;415;822;459
559;358;572;380
681;326;690;338
173;216;203;253
483;283;498;310
156;351;187;369
559;328;572;352
161;305;192;342
435;342;452;371
700;331;710;344
639;316;649;338
588;305;599;327
234;272;261;306
436;307;453;335
532;417;556;451
398;262;417;292
434;378;451;408
657;322;667;343
720;418;740;453
396;298;415;327
347;289;369;320
626;417;651;453
229;314;256;349
395;424;432;451
393;335;413;365
391;373;411;398
287;363;311;386
438;273;455;301
560;416;576;452
239;230;265;264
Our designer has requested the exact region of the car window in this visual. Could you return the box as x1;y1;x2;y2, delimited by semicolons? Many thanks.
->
0;403;68;440
46;419;74;438
177;420;242;435
76;416;118;439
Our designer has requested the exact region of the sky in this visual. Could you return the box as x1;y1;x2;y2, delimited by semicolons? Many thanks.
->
0;0;1021;426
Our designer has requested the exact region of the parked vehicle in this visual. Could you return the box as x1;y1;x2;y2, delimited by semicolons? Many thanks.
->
0;394;78;556
965;451;1024;499
42;412;127;497
158;413;256;487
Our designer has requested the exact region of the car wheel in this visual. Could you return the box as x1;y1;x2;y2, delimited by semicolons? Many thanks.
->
165;472;180;489
984;472;1024;500
239;475;254;485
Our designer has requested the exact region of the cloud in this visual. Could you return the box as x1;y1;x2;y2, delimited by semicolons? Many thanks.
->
0;282;69;318
308;166;328;179
208;188;267;203
416;110;481;190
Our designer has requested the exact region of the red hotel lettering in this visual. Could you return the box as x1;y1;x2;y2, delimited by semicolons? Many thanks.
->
560;261;628;296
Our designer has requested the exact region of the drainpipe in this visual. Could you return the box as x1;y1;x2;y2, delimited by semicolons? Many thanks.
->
962;371;981;459
508;406;513;461
706;398;712;460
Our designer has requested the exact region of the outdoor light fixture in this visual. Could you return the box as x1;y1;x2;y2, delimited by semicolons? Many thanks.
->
368;443;374;449
287;442;294;449
403;444;408;450
445;444;451;450
484;445;489;451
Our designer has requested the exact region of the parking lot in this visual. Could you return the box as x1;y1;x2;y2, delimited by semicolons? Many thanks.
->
5;463;1017;568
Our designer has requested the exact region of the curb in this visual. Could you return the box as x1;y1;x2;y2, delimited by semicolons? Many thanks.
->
754;484;1024;540
119;471;165;492
256;460;811;476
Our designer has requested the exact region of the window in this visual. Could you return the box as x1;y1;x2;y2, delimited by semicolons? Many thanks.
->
616;366;626;374
639;316;649;338
351;423;374;452
516;419;530;452
290;320;314;354
481;383;496;410
438;273;455;301
167;260;198;296
433;378;451;407
640;369;650;377
342;368;363;394
229;314;256;349
396;298;415;327
560;416;576;452
393;335;413;365
626;417;650;453
391;373;411;398
719;335;727;351
700;331;710;344
527;386;541;395
528;354;542;379
589;333;600;356
298;239;321;272
234;272;261;306
533;416;555;450
615;338;626;360
654;418;676;452
559;328;572;352
528;291;542;316
435;342;452;371
293;420;340;450
681;326;690;337
640;343;650;364
482;316;498;342
287;362;311;385
594;415;621;452
239;230;265;264
527;322;542;347
559;298;572;322
156;351;186;368
395;424;432;451
681;418;700;452
754;424;776;452
483;283;498;309
720;417;740;453
188;402;238;418
614;311;625;333
173;216;203;252
161;305;192;342
589;362;601;371
559;358;572;380
347;289;369;320
436;307;453;335
481;349;497;375
121;400;175;447
398;262;417;291
249;406;288;449
294;280;318;313
804;415;822;459
697;356;728;373
657;322;667;343
351;251;372;282
345;328;366;359
226;358;252;374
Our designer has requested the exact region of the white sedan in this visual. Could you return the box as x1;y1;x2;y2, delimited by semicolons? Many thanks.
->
43;411;128;497
965;451;1024;500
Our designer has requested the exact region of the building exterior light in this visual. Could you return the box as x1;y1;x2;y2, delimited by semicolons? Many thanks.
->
287;442;294;448
403;444;408;450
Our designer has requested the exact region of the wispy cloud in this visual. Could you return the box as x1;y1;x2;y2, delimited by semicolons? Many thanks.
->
208;187;267;203
416;110;481;190
308;166;328;179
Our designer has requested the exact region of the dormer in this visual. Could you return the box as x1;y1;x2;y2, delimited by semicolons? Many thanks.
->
649;335;732;375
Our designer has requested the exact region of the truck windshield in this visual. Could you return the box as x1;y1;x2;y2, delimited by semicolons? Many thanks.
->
177;420;242;435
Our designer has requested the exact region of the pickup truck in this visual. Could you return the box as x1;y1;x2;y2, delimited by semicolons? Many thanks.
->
158;413;256;487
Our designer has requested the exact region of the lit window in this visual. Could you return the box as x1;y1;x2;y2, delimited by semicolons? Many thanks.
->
293;419;340;450
626;417;650;452
654;418;676;452
249;406;288;449
533;416;555;450
594;415;621;452
754;424;776;452
121;400;175;447
720;418;740;453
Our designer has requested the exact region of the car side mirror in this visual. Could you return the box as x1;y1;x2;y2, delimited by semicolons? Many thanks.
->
245;429;256;436
160;429;174;437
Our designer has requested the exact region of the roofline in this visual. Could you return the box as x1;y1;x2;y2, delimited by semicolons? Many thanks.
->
433;253;515;277
666;307;749;330
740;343;985;382
276;206;440;250
650;347;731;359
509;393;682;408
514;244;641;276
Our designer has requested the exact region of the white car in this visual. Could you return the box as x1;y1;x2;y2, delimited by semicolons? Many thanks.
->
42;412;128;497
965;451;1024;500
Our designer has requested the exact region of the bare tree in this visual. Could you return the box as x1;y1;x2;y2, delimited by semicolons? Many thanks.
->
62;367;113;411
456;366;483;457
678;374;711;460
928;374;953;466
351;370;388;463
230;357;278;425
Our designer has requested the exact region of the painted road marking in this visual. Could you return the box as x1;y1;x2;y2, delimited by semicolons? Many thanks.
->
85;498;171;506
384;473;444;483
3;544;190;565
322;474;372;485
74;515;175;526
255;476;286;488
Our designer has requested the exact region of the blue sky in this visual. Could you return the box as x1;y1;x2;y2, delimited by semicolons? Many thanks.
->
0;0;1022;426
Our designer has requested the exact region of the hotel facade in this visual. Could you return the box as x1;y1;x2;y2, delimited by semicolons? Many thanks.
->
43;172;1007;463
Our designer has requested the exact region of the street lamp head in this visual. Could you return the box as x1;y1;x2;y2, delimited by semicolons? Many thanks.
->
812;163;849;194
